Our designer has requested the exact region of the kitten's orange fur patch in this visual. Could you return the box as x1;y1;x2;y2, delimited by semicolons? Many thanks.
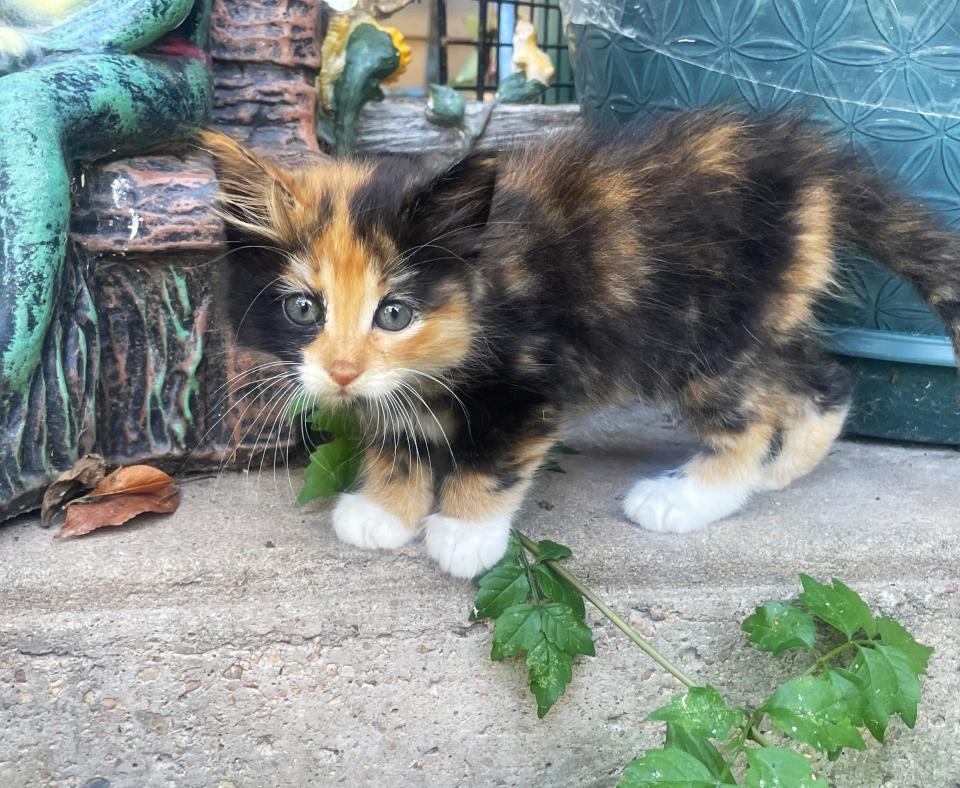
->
686;420;777;487
767;185;836;334
439;434;555;520
764;404;848;490
688;122;745;177
359;450;433;527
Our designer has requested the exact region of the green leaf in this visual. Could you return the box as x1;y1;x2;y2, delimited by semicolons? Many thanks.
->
762;675;866;754
850;644;923;741
541;602;595;657
526;638;574;718
824;667;866;729
744;748;827;788
620;749;734;787
296;408;362;505
536;539;573;562
535;563;585;619
664;724;730;780
426;83;465;126
649;686;742;740
471;561;530;622
878;644;923;729
296;439;361;504
490;603;543;661
875;616;933;674
487;563;592;716
307;407;359;437
742;601;816;655
552;441;581;455
540;459;566;473
494;72;546;103
798;575;876;638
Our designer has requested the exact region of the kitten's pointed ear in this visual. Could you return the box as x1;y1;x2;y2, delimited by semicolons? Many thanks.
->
198;130;298;243
406;151;498;244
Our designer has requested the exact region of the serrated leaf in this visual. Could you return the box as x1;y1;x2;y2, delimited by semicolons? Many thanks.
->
742;601;816;654
850;644;923;740
620;748;734;787
824;667;866;729
762;675;866;754
875;616;933;674
535;563;585;619
296;408;362;504
526;638;574;718
490;603;542;661
541;602;595;657
536;539;573;562
745;748;827;788
307;407;359;436
664;724;730;780
799;575;877;638
878;645;923;729
649;686;742;740
296;439;360;503
471;562;530;621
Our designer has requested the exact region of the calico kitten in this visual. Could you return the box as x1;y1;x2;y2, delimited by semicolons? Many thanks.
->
201;111;960;578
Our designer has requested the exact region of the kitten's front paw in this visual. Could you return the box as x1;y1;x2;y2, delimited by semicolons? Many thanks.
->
623;474;751;534
424;514;511;578
332;493;416;550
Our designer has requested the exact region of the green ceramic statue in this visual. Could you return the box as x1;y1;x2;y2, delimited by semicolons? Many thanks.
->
0;0;212;515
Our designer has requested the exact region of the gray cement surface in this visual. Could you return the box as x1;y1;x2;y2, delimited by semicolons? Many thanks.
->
1;407;958;787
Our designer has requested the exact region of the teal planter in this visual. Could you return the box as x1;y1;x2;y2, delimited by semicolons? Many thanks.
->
561;0;960;444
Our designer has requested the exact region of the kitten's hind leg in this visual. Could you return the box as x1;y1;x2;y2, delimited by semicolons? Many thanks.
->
624;420;776;533
332;444;433;550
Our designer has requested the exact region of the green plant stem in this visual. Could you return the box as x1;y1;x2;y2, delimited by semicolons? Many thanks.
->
517;539;543;605
514;529;776;749
516;529;693;685
803;639;872;677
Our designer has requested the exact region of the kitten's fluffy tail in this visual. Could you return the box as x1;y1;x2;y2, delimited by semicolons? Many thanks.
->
834;167;960;361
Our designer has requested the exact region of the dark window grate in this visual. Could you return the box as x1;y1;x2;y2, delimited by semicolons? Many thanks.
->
436;0;575;104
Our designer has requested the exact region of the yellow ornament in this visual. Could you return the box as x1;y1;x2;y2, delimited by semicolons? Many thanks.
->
512;19;555;86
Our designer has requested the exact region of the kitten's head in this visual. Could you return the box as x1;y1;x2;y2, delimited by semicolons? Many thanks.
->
201;131;497;410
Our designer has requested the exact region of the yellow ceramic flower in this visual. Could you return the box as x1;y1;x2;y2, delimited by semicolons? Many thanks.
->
318;17;413;112
512;19;555;86
374;23;412;85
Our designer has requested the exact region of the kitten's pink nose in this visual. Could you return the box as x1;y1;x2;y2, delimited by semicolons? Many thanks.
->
328;360;361;388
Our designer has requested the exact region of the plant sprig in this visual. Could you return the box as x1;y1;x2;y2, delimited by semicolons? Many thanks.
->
290;419;934;787
472;533;934;787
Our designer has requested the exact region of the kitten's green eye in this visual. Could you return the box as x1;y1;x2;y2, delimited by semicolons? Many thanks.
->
374;301;414;332
283;294;322;326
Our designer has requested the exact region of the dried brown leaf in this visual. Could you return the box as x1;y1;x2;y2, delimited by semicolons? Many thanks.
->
86;465;176;498
41;454;107;527
56;488;180;539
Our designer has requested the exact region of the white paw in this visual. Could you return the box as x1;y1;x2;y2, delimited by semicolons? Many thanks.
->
623;473;752;533
331;493;416;550
424;514;511;579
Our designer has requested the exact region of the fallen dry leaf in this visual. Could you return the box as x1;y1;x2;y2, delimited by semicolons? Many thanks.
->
83;464;176;498
56;465;180;539
41;454;107;527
